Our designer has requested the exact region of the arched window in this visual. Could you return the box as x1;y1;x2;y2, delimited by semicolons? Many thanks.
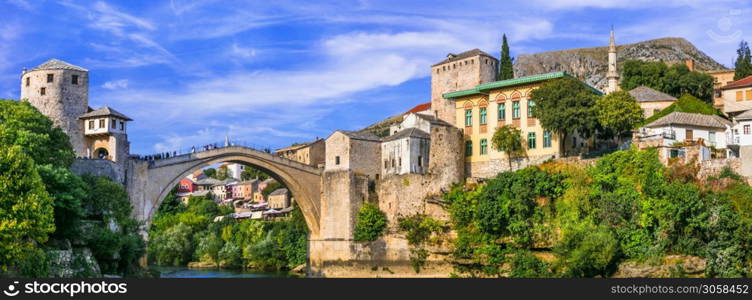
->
96;148;109;159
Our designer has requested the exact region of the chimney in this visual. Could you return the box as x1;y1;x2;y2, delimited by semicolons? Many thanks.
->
685;59;695;71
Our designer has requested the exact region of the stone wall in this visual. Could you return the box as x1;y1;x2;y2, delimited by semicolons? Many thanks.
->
698;158;741;179
466;154;555;179
71;158;126;185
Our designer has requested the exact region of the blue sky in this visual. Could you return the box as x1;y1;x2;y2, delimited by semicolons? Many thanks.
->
1;0;750;154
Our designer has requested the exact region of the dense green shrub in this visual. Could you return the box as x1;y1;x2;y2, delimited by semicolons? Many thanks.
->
510;251;552;278
554;222;619;277
353;202;387;242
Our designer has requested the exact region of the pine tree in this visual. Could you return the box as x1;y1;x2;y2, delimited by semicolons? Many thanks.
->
498;34;515;80
734;40;752;80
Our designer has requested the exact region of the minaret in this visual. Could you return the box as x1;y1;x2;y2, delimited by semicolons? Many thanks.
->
606;27;620;94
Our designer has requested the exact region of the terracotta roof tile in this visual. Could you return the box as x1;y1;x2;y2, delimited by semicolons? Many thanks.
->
721;75;752;90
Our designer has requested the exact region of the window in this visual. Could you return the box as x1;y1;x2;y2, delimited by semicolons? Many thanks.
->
47;74;54;83
25;77;29;87
40;87;46;95
398;157;402;168
465;140;472;156
686;129;693;140
528;132;536;149
745;125;751;135
498;103;505;121
99;119;105;128
384;160;388;168
120;121;124;130
72;75;79;85
479;107;487;125
543;130;552;148
747;90;752;101
112;119;116;129
737;91;743;101
527;100;536;118
465;109;472;126
709;131;716;145
418;156;422;167
512;101;520;119
335;156;340;165
88;120;94;129
480;139;488;155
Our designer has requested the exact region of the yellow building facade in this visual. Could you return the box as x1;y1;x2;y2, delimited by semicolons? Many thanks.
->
444;72;601;178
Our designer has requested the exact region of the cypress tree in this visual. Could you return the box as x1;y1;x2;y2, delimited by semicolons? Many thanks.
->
498;34;515;80
734;40;752;80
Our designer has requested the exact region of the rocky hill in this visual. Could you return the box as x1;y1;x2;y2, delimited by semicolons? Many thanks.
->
514;37;728;91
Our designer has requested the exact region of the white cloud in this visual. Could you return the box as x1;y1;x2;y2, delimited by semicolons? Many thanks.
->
230;43;256;58
102;79;129;90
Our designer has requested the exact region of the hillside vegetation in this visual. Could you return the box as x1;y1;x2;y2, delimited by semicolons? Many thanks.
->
444;148;751;278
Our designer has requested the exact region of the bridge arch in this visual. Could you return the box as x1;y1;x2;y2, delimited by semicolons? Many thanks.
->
128;146;322;236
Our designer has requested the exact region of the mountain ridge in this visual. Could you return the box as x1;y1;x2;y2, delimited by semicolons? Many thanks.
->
514;37;728;91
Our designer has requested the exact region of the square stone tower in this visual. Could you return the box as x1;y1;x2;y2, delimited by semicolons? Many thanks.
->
430;49;498;126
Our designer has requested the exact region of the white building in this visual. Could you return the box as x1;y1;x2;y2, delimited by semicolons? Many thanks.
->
381;128;430;176
226;163;245;180
638;111;733;159
729;109;752;146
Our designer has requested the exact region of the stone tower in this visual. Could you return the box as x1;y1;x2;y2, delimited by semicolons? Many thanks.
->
431;49;498;126
20;59;89;157
606;28;620;94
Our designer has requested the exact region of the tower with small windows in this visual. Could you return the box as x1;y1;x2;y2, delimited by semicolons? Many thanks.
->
431;49;498;126
20;59;132;165
20;59;89;157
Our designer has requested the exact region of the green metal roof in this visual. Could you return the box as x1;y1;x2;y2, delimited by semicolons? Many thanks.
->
442;71;603;99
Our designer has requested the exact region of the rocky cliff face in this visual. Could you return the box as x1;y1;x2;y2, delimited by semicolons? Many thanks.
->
514;37;728;91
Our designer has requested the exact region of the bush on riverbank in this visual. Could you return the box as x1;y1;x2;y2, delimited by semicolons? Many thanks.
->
445;148;752;278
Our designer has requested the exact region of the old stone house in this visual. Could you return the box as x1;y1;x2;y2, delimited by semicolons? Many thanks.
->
324;130;381;179
707;69;735;110
628;86;677;118
275;138;326;167
268;188;290;209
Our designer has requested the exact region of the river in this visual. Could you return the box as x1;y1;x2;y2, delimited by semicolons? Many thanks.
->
150;266;296;278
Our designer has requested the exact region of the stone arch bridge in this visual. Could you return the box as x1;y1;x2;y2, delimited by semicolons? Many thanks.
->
126;146;324;235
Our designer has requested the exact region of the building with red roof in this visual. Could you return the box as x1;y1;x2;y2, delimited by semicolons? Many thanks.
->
720;75;752;115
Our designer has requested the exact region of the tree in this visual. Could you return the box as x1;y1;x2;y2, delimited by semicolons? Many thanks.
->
620;61;714;103
0;145;55;271
0;100;75;168
203;167;217;179
498;34;514;80
594;91;643;141
529;77;600;155
241;167;269;181
196;232;224;266
491;125;526;169
261;181;284;198
734;40;752;81
36;165;87;241
620;60;667;92
216;166;229;180
353;202;387;242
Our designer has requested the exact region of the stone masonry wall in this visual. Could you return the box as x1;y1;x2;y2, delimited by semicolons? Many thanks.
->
71;158;125;185
466;154;555;179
